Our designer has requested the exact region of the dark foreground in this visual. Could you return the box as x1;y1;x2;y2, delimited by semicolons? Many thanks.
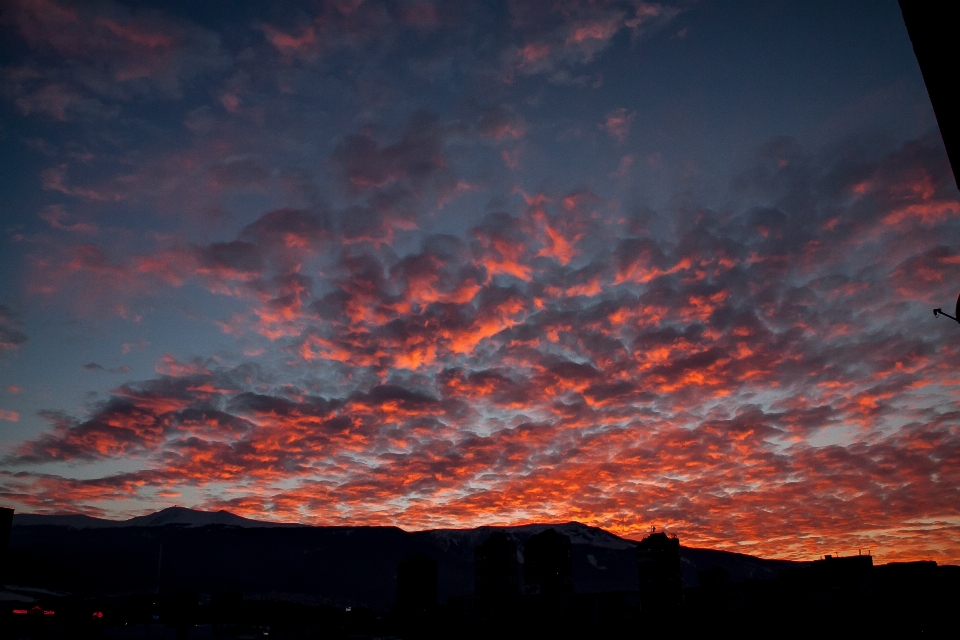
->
5;559;958;639
4;510;958;638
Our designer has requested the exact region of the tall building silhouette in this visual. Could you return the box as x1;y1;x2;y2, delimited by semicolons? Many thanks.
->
475;532;520;597
636;531;682;613
523;528;572;596
397;552;438;611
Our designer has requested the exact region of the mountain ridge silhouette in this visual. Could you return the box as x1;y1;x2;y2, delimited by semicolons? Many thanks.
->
10;507;804;610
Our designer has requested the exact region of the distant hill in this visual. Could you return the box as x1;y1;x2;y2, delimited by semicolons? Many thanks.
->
11;513;119;529
8;507;804;610
12;506;299;529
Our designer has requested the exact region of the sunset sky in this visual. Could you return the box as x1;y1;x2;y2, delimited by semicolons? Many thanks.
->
1;0;958;563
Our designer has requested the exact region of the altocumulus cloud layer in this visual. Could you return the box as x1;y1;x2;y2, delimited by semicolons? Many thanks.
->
0;0;958;562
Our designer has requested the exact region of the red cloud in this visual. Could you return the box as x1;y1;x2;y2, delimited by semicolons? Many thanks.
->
262;25;317;53
602;107;636;143
507;0;684;81
8;123;960;564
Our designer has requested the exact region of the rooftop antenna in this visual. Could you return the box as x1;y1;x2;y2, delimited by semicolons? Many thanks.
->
933;293;960;323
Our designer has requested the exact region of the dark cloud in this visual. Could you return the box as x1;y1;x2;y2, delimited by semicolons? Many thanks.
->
330;112;468;231
477;104;525;140
3;0;226;122
195;240;264;279
0;306;28;356
505;0;684;83
239;208;330;251
206;158;270;190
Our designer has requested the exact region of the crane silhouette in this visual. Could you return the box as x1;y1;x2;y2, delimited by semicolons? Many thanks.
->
933;293;960;323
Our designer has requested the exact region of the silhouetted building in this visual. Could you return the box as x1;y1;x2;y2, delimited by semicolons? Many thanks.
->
0;507;11;543
397;552;438;611
523;528;572;595
775;552;875;622
0;507;12;584
211;589;242;623
636;531;682;613
874;559;937;587
686;566;730;618
475;532;520;597
165;588;199;628
697;566;728;588
811;553;873;599
873;561;937;614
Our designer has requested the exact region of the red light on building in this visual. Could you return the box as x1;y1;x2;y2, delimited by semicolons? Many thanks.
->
43;610;56;616
12;609;28;615
92;611;104;618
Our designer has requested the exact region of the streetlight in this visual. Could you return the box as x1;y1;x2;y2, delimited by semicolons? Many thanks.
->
933;293;960;323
